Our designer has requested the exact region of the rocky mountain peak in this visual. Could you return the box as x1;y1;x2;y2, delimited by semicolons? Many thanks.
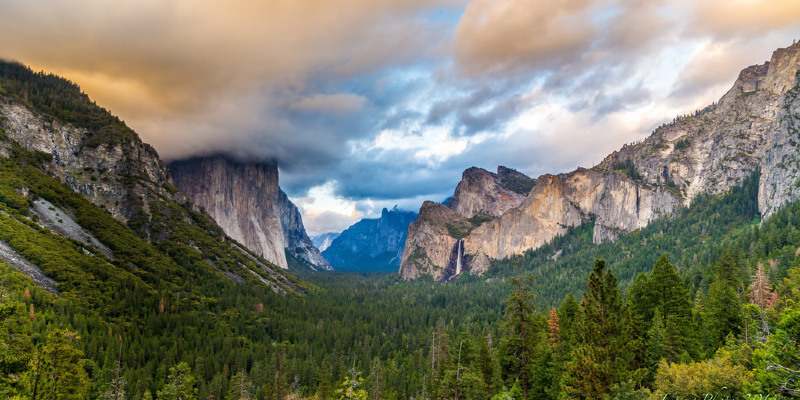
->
449;166;534;218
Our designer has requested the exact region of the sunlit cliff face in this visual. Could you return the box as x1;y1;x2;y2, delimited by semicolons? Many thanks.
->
2;0;800;233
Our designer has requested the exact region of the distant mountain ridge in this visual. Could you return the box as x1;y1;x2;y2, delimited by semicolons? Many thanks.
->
311;232;340;252
322;207;417;271
400;41;800;281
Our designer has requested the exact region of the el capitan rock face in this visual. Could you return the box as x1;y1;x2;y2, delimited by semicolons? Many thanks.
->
169;156;331;271
400;41;800;281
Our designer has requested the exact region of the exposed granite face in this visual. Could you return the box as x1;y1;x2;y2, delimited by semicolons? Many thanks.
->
311;232;340;252
400;201;463;280
400;41;800;280
169;156;331;271
0;93;301;293
449;166;534;218
400;166;535;280
0;100;178;224
169;157;288;269
322;207;416;271
599;41;800;218
465;170;679;262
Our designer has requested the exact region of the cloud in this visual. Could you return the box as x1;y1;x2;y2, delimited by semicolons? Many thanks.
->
0;0;461;161
291;94;368;113
453;0;597;76
687;0;800;39
4;0;800;235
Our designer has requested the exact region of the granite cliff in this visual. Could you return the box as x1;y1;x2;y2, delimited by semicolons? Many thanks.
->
322;207;416;271
400;166;535;280
400;41;800;281
169;156;331;271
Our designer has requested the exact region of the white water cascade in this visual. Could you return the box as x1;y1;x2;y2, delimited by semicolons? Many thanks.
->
455;239;463;275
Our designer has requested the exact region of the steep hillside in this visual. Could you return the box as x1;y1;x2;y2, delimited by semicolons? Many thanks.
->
322;207;416;271
400;41;800;281
169;156;331;271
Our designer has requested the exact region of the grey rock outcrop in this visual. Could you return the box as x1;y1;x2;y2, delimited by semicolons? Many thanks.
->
0;100;177;225
400;167;534;280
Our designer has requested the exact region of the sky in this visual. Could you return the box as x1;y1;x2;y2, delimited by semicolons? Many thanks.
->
2;0;800;235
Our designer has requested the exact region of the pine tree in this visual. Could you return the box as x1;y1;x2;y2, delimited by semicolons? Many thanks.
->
749;262;779;342
0;300;32;398
567;259;631;399
703;254;744;354
547;307;560;347
648;255;697;360
24;329;90;400
626;273;652;375
644;309;668;385
557;292;580;349
226;369;251;400
498;276;541;400
477;333;500;395
157;362;197;400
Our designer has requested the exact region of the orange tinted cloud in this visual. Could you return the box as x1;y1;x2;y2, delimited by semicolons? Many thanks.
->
689;0;800;37
453;0;596;76
0;0;461;158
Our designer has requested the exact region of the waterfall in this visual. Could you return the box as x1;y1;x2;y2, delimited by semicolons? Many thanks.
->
455;239;462;275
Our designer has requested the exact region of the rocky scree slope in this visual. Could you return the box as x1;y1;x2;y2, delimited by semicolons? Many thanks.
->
400;41;800;281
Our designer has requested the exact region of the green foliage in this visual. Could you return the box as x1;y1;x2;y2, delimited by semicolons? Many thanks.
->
335;374;367;400
567;260;632;399
611;158;642;180
702;254;744;354
0;299;33;398
673;138;691;151
654;353;753;399
6;63;800;399
22;329;90;400
157;362;196;400
490;170;762;308
498;276;541;399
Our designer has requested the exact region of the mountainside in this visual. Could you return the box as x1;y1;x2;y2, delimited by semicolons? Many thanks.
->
0;61;305;293
311;232;340;252
322;207;416;271
400;41;800;281
169;156;331;271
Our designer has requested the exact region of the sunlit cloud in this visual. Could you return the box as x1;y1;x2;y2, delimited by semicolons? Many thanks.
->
2;0;800;233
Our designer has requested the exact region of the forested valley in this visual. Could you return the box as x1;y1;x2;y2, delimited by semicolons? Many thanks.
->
2;149;800;399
